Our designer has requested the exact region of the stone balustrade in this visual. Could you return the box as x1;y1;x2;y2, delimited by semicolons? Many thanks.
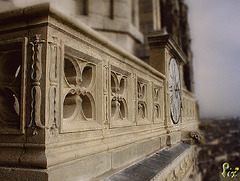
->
0;3;199;181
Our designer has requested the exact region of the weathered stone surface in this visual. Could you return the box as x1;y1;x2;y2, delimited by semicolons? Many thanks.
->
167;132;182;146
49;152;112;181
104;142;191;181
0;167;48;181
111;144;137;169
0;1;199;181
136;137;161;157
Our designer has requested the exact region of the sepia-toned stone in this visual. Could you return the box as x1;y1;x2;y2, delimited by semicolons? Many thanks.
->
0;1;200;181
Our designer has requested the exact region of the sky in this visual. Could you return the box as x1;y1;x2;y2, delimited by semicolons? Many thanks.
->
185;0;240;118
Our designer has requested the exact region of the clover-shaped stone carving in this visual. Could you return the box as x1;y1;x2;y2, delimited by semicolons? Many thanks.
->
153;86;162;121
137;81;147;119
63;57;95;121
0;51;22;124
111;72;127;120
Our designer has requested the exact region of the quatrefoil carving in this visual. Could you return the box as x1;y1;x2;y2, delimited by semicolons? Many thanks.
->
154;104;160;119
63;57;95;121
111;72;127;120
137;81;147;119
0;51;22;124
153;86;161;121
137;82;146;99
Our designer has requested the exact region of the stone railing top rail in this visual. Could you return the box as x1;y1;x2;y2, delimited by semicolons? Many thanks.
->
0;2;165;80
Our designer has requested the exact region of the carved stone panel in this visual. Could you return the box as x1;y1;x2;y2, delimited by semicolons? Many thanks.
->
110;66;132;128
153;84;164;124
60;46;102;133
0;38;28;134
136;77;151;125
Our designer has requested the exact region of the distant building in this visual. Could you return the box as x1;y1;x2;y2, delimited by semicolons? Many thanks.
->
199;119;240;181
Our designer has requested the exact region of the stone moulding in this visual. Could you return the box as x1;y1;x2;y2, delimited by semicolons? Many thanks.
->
28;34;46;135
48;36;61;130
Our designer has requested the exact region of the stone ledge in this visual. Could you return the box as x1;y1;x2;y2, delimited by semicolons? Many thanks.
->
101;142;190;181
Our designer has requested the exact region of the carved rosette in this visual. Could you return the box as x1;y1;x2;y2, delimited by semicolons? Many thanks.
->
62;56;96;123
28;35;46;135
137;81;147;120
48;37;61;130
110;71;128;121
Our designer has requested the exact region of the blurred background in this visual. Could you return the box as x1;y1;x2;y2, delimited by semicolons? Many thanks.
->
186;1;240;180
186;0;240;119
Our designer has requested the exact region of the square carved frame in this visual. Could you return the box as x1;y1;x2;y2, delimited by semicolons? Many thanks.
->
109;65;134;128
60;45;103;133
0;37;28;134
136;76;151;125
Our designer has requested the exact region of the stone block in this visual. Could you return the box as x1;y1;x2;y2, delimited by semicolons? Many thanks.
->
0;147;24;166
0;167;48;181
111;143;137;169
167;131;181;146
114;1;130;19
160;135;167;147
88;0;104;16
49;152;111;181
136;137;160;157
